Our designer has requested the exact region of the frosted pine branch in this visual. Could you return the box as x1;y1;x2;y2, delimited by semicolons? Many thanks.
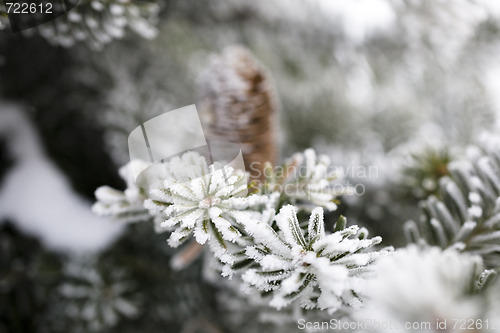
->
93;149;390;313
143;153;268;255
18;0;159;50
356;245;495;332
92;161;150;223
57;258;141;332
405;135;500;268
238;205;389;312
255;148;344;211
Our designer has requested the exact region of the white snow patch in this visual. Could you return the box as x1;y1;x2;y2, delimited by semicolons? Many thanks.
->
0;103;122;253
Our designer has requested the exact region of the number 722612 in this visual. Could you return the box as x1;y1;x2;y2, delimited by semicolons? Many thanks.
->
5;2;53;14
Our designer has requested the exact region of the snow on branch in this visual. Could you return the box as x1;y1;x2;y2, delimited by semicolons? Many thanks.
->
405;135;500;268
93;149;390;312
241;205;389;312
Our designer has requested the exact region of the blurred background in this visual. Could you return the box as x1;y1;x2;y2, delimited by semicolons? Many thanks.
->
1;0;500;332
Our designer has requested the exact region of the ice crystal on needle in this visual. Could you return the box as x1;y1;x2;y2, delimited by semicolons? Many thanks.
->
241;205;387;312
144;152;267;257
258;149;343;211
92;160;149;223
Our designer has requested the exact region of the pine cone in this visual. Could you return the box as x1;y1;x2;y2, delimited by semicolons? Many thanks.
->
198;46;278;182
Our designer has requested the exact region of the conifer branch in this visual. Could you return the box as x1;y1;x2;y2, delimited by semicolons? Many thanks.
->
405;136;500;268
93;149;389;312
